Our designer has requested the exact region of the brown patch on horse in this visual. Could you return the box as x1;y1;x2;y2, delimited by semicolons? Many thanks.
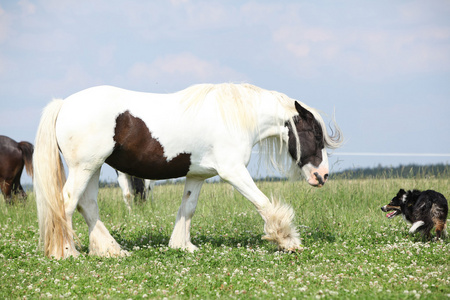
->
105;111;191;179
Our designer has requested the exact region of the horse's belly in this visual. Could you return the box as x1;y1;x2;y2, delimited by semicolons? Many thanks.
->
106;151;191;180
105;111;192;180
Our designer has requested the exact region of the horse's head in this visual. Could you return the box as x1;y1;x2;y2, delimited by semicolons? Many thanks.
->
286;102;330;187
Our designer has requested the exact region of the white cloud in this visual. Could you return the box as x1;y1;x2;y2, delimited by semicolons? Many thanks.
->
398;0;450;24
18;0;36;16
127;53;248;89
285;43;310;58
14;28;75;53
120;1;238;42
0;5;13;43
97;44;116;67
272;23;450;80
0;106;40;134
30;64;100;98
170;0;189;6
0;54;16;78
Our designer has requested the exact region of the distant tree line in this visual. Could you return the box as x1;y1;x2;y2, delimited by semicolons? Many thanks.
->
99;181;119;188
332;163;450;180
255;163;450;181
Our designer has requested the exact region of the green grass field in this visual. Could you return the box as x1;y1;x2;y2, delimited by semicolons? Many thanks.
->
1;177;449;299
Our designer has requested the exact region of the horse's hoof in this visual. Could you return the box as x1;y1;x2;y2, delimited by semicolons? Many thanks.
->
168;241;198;253
286;247;304;253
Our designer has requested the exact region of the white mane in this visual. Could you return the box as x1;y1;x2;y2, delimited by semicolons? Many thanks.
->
179;83;342;178
179;83;279;131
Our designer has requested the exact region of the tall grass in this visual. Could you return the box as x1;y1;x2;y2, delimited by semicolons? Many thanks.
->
0;176;449;299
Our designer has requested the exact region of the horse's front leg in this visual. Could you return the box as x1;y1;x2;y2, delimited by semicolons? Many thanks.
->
169;177;204;252
219;165;301;251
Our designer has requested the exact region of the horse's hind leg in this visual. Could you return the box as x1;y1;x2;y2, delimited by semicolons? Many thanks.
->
58;167;91;257
77;169;129;257
169;177;204;252
61;167;98;258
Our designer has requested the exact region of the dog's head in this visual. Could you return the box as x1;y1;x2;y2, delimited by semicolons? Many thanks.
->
381;189;407;218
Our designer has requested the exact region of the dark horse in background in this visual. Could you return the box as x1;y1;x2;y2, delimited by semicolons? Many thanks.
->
0;135;34;203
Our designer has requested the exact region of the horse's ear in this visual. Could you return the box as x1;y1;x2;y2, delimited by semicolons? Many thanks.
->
295;101;310;120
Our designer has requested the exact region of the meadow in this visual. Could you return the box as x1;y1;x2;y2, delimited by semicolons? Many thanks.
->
0;176;449;299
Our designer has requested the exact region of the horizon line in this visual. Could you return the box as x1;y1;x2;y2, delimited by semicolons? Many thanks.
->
251;150;450;157
333;152;450;157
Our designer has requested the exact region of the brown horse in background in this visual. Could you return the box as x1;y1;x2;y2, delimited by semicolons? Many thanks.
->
0;135;34;203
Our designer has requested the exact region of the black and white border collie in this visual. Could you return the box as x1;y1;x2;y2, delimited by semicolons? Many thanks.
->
381;189;448;239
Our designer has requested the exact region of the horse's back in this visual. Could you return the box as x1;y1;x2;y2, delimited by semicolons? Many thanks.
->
56;86;222;153
0;135;19;152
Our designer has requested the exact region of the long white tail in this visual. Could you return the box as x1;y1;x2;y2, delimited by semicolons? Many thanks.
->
33;99;72;258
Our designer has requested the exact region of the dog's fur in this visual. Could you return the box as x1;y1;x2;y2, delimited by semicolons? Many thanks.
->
381;189;448;239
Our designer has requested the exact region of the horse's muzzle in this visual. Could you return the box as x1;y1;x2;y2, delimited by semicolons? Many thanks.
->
303;162;329;187
313;172;328;186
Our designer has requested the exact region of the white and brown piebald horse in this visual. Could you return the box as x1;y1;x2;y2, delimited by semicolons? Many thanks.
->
33;83;342;259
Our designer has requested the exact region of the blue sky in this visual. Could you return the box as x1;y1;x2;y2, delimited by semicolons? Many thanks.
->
1;0;449;183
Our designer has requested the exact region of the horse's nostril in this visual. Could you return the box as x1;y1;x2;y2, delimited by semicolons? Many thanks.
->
314;172;325;185
324;174;329;181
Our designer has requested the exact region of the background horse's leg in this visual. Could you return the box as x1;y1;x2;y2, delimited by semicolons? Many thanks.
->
219;165;301;251
169;177;204;252
12;171;27;199
117;171;133;213
13;183;27;199
78;169;129;257
145;180;155;205
131;177;145;201
0;179;12;204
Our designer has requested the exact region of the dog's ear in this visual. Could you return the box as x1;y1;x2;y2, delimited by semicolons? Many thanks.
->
397;189;406;197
